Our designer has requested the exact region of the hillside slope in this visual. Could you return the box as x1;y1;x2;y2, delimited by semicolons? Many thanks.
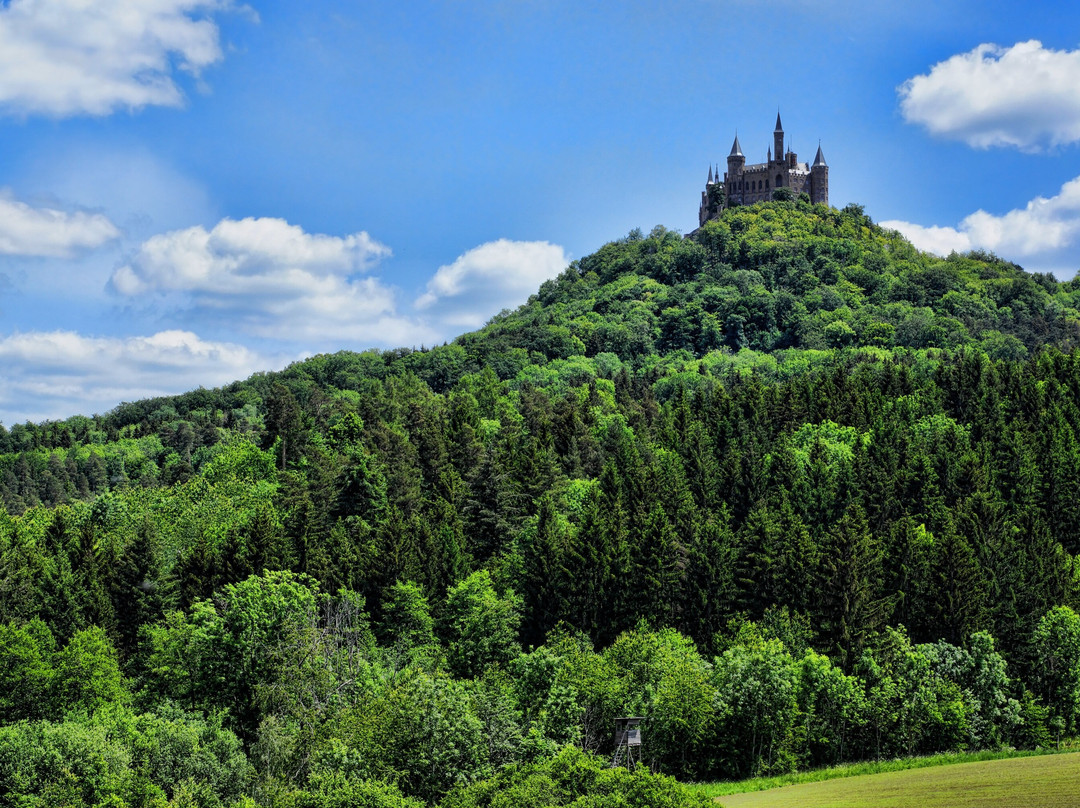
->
3;199;1078;509
2;201;1080;804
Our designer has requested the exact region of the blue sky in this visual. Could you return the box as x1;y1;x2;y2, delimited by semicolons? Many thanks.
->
2;0;1080;423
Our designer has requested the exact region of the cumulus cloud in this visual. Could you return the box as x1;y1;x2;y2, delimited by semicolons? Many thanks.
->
882;175;1080;270
0;329;280;423
899;40;1080;150
2;232;575;419
880;221;975;257
0;190;120;256
110;217;423;344
0;0;242;117
415;239;570;329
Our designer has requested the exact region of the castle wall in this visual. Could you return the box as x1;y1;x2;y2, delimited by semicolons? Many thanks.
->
726;162;775;206
724;159;812;206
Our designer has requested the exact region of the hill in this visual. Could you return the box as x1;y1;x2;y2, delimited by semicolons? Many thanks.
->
2;199;1080;806
3;199;1078;510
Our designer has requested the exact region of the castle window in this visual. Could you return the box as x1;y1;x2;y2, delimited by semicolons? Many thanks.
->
765;180;770;189
776;174;783;186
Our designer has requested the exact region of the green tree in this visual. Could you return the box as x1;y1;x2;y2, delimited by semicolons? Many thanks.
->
794;648;866;767
712;637;798;777
146;570;323;741
51;625;127;717
0;619;55;723
1032;605;1080;740
111;517;164;665
817;505;890;668
380;579;438;668
319;668;488;803
442;570;522;679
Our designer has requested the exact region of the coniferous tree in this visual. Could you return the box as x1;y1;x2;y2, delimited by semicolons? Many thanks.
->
817;504;891;668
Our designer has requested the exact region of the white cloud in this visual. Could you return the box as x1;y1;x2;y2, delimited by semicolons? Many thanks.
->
0;329;280;423
899;40;1080;151
415;239;570;328
880;221;974;257
112;224;570;357
0;189;120;256
882;175;1080;271
2;232;575;421
110;217;423;344
0;0;243;117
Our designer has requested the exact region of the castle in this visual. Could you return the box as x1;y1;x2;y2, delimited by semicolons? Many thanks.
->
698;112;828;227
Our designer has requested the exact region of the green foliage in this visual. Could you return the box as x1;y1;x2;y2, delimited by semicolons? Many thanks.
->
1033;606;1080;738
52;625;128;716
5;202;1080;802
441;745;711;808
0;704;251;808
0;619;55;721
442;570;522;679
380;580;438;668
279;775;424;808
318;667;489;802
712;638;799;777
602;625;717;778
146;571;370;743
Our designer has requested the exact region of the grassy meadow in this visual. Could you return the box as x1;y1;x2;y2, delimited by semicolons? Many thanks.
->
700;751;1080;808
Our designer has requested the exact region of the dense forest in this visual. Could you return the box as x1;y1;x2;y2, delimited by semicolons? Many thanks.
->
3;198;1080;807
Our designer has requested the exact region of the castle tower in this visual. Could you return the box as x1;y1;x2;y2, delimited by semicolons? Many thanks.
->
727;134;745;171
699;161;723;226
811;142;828;205
725;134;745;206
773;112;784;169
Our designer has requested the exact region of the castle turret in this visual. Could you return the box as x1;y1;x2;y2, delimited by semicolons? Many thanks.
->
773;112;784;166
700;158;727;226
810;141;829;205
725;134;745;205
727;134;744;167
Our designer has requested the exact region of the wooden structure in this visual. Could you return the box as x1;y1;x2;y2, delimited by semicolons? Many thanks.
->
610;716;644;768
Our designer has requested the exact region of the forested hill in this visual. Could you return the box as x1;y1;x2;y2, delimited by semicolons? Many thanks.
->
4;199;1080;807
3;199;1079;500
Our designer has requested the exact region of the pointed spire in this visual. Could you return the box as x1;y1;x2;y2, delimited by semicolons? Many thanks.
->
767;146;772;162
708;165;714;183
729;134;743;157
774;110;783;132
813;140;827;167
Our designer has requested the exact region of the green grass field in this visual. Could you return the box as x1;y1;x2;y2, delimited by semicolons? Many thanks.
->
708;752;1080;808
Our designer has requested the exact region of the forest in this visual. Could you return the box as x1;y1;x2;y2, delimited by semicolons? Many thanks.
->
2;198;1080;807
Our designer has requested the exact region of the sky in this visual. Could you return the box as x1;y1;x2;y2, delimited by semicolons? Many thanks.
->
2;0;1080;424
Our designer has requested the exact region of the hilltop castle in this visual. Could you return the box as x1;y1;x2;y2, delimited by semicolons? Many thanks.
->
698;113;828;227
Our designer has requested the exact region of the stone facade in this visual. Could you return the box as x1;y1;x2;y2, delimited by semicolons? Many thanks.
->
699;113;828;227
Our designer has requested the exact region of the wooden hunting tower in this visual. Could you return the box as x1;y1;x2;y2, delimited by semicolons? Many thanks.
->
611;716;644;768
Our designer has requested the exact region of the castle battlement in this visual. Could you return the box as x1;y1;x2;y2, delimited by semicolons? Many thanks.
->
698;112;828;227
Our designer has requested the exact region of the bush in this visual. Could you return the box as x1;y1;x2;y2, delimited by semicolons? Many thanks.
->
440;745;710;808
